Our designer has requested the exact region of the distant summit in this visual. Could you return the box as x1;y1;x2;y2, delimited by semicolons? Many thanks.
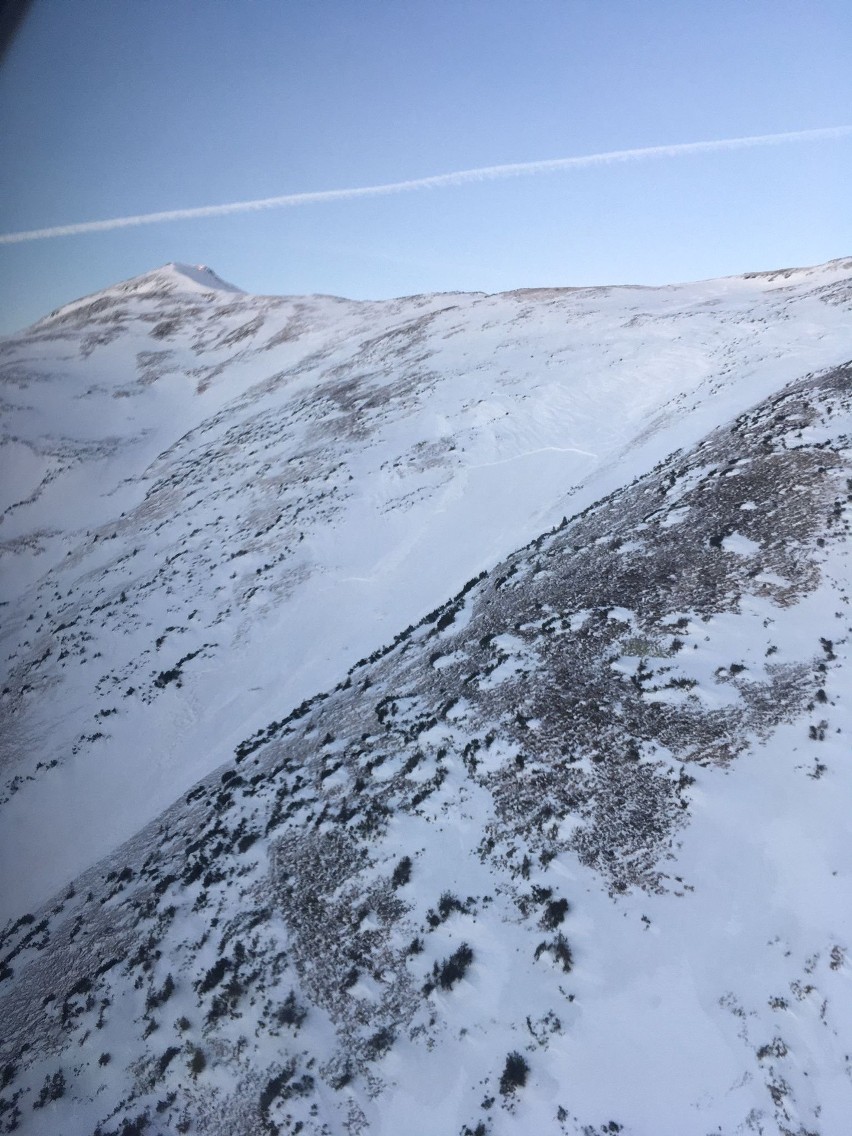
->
33;262;243;328
158;262;244;293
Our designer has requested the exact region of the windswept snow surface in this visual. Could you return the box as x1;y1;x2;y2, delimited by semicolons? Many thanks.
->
1;259;851;922
1;347;851;1136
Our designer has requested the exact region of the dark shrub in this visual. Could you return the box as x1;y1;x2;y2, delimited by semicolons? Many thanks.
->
157;1047;181;1077
438;892;466;919
425;943;474;994
499;1052;529;1096
197;957;230;994
391;856;412;888
541;898;569;930
365;1027;395;1059
146;973;175;1012
276;990;307;1030
534;933;573;972
33;1069;66;1108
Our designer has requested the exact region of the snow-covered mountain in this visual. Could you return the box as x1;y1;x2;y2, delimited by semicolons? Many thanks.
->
1;260;851;1135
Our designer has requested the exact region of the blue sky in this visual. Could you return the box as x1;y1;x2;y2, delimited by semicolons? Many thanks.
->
1;0;850;333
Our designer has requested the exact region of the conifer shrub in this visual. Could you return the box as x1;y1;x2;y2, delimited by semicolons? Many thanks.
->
424;942;474;994
391;856;412;888
499;1052;529;1096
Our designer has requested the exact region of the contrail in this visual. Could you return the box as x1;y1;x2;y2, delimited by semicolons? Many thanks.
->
2;125;850;245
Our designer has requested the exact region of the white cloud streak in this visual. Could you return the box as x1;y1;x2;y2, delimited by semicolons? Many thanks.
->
2;125;850;245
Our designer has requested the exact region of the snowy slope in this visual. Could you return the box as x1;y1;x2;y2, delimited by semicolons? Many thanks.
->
2;260;851;925
1;354;850;1136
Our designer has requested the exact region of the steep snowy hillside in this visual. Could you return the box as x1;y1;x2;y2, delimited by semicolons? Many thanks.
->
1;356;850;1136
1;259;851;922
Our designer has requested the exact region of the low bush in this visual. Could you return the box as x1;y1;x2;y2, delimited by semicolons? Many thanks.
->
499;1052;529;1096
425;943;474;994
391;856;412;888
534;933;573;972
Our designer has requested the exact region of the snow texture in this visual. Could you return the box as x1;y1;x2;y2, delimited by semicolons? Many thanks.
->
1;259;852;1135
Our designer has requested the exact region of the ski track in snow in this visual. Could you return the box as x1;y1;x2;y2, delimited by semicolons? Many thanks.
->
465;445;600;470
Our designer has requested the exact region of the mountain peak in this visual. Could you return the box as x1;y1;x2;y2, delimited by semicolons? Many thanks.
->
158;262;244;293
111;261;244;297
31;262;244;328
